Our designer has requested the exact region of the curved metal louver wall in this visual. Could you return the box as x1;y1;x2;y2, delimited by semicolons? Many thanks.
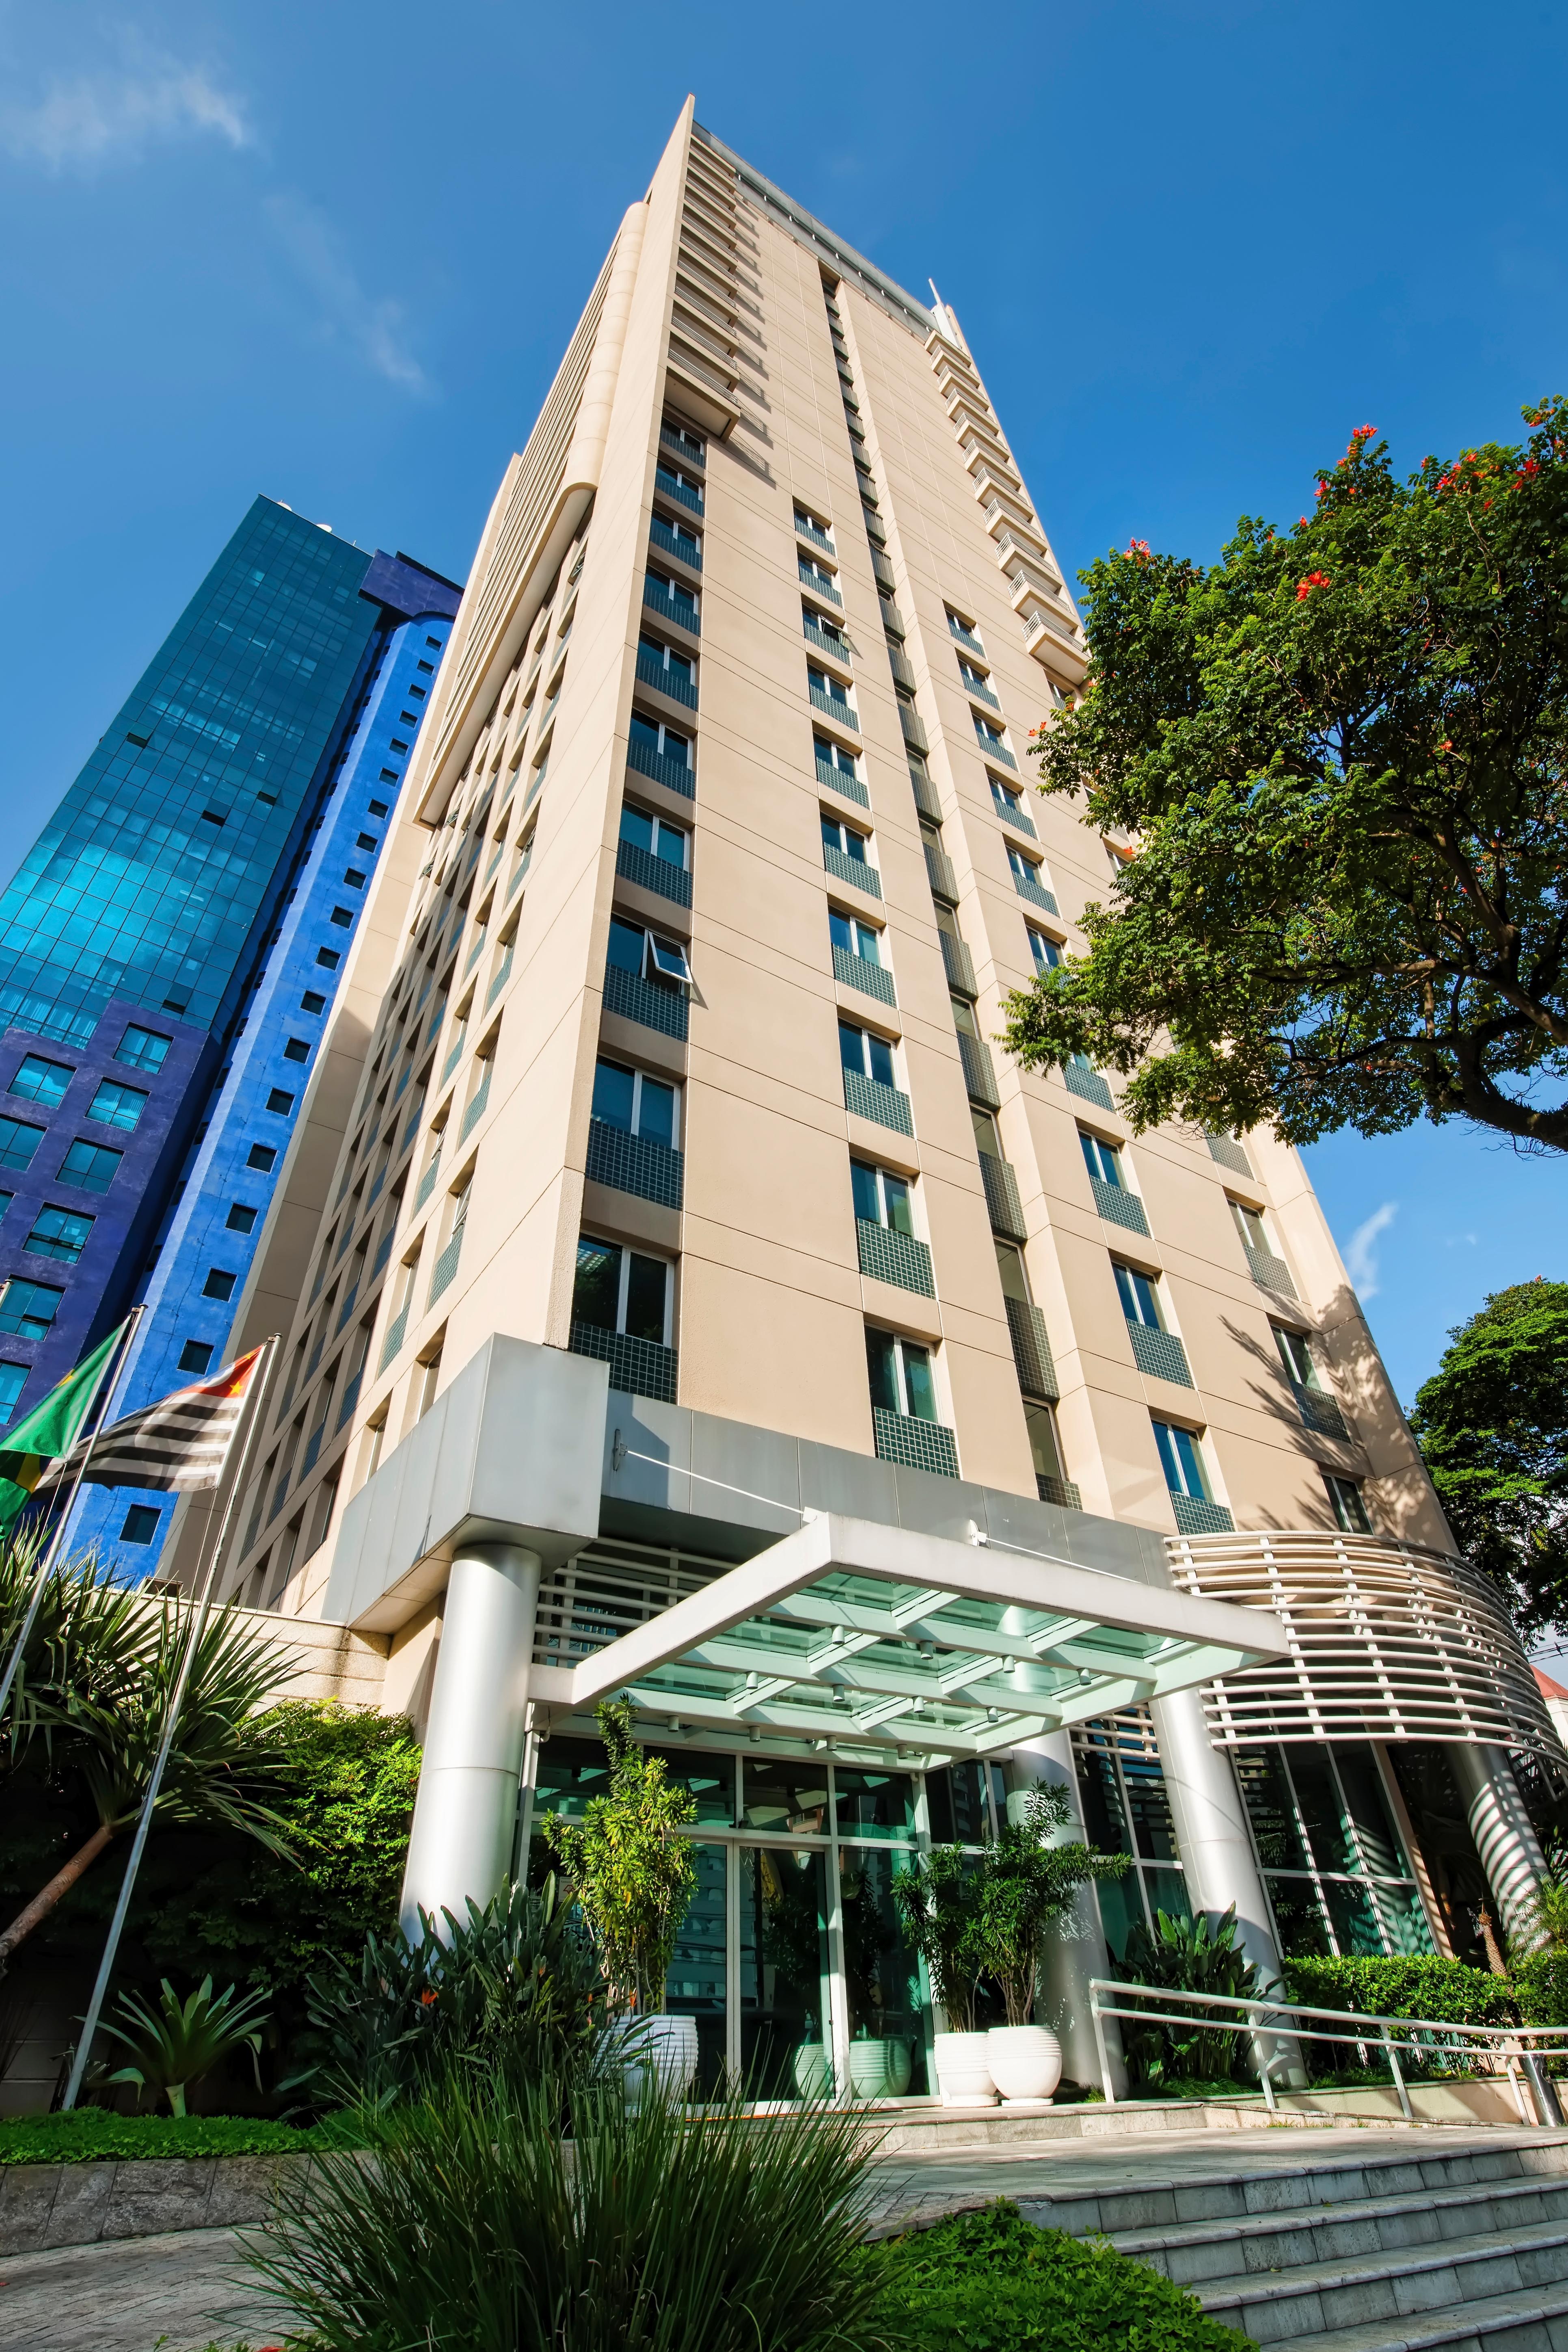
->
1166;1529;1561;1761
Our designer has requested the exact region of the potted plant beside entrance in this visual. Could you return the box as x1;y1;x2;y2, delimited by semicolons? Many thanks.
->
974;1782;1131;2104
892;1844;992;2104
541;1698;698;2098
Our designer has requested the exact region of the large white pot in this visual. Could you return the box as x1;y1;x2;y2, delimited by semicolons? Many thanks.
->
623;2012;699;2106
793;2042;833;2099
932;2029;997;2106
849;2039;893;2099
986;2024;1062;2104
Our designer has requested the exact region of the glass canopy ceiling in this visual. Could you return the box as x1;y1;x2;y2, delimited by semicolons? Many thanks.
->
526;1510;1288;1767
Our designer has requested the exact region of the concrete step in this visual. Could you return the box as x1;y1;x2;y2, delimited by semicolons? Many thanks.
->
1267;2285;1568;2352
1195;2218;1568;2345
1112;2174;1568;2288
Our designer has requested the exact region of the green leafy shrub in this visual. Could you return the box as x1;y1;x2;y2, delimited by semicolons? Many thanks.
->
1512;1950;1568;2028
1118;1907;1258;2089
102;1976;272;2116
876;2200;1251;2351
0;2108;364;2164
1283;1955;1515;2027
253;2073;885;2352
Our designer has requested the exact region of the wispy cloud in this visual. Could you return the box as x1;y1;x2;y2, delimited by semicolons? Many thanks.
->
0;54;250;170
1345;1201;1398;1301
265;191;430;395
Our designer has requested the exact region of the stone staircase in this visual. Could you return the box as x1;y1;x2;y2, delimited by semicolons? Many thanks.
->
1025;2134;1568;2350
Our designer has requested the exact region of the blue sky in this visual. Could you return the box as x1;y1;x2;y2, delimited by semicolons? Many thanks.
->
2;0;1564;1407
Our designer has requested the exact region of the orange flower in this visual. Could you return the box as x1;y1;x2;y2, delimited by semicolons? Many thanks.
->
1296;571;1330;601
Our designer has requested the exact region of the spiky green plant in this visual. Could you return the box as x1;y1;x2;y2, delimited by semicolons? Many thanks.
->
100;1976;271;2116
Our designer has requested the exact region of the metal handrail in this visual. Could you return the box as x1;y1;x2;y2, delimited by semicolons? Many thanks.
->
1088;1974;1568;2128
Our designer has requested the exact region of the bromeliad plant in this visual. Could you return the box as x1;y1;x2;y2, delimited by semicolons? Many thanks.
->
1118;1905;1261;2089
99;1976;271;2116
540;1698;696;2017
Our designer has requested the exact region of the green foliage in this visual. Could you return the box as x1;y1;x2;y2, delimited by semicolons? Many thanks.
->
540;1698;697;2015
972;1784;1131;2026
893;1843;984;2030
1119;1907;1260;2089
251;2071;886;2352
0;2107;364;2163
1512;1949;1568;2028
1409;1280;1568;1636
101;1974;271;2116
291;1875;601;2112
1003;402;1568;1155
1283;1952;1516;2027
876;2199;1252;2352
140;1700;420;2006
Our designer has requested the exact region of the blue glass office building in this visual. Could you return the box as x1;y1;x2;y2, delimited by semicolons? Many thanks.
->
0;498;459;1472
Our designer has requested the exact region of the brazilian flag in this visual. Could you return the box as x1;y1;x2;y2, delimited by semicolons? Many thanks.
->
0;1328;124;1534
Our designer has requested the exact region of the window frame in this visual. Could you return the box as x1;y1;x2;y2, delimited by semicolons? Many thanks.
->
1152;1417;1212;1501
573;1231;675;1346
592;1056;681;1149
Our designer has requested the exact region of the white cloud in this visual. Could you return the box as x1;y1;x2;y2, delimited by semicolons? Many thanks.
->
1345;1201;1398;1301
265;191;430;395
0;56;250;170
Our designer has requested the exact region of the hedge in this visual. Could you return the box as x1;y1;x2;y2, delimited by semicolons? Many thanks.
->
0;2109;365;2164
1283;1955;1516;2026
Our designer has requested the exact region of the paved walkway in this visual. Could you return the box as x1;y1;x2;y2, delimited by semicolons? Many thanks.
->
0;2124;1553;2351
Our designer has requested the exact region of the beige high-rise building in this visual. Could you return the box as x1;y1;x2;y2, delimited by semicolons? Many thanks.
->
190;104;1557;2098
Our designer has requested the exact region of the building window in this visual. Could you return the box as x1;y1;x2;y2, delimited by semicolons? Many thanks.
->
87;1079;148;1132
117;1026;171;1074
821;814;873;871
803;601;850;656
1153;1417;1211;1501
266;1088;296;1116
300;991;326;1015
607;915;692;990
618;804;689;873
226;1202;258;1233
56;1137;120;1191
330;906;354;929
838;1020;896;1090
829;908;884;970
203;1268;237;1301
0;1364;27;1426
946;607;982;649
646;566;699;627
1274;1325;1317;1386
866;1326;938;1421
1079;1130;1128;1190
592;1058;678;1147
808;664;855;719
23;1207;93;1264
1325;1473;1373;1534
815;736;860;789
179;1340;214;1375
628;711;692;770
1072;1708;1188;1956
121;1505;162;1545
974;715;1010;756
851;1160;913;1234
572;1235;672;1345
1027;928;1061;971
283;1037;310;1064
638;634;695;701
793;504;833;550
247;1143;278;1172
1234;1739;1433;1959
0;1118;44;1172
1114;1261;1164;1330
0;1281;63;1339
10;1056;73;1108
317;947;341;970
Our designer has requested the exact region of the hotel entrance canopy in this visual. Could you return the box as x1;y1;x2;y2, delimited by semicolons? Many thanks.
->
524;1511;1289;1767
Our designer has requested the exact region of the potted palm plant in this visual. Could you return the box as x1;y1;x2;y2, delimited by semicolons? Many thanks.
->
892;1844;991;2104
541;1698;698;2098
973;1782;1130;2103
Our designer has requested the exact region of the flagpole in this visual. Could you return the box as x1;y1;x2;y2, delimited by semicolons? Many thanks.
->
0;1305;146;1729
61;1332;281;2111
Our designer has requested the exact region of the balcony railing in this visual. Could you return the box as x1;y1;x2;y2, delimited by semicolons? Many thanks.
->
442;1037;465;1084
809;682;857;730
1038;1473;1084;1510
414;1155;440;1213
616;837;692;908
568;1321;678;1404
823;843;880;898
604;961;689;1041
898;704;929;754
660;421;705;467
833;945;895;1006
887;644;916;692
656;468;704;515
842;1067;912;1136
1205;1132;1253;1177
428;1228;463;1306
871;549;896;592
993;795;1038;839
1006;1297;1058;1401
964;674;1001;711
799;561;840;606
924;842;959;902
459;1066;491;1141
948;620;985;657
816;755;868;810
1293;1381;1348;1440
1011;866;1058;915
803;620;851;667
976;731;1017;770
872;1407;959;1480
586;1117;684;1211
644;579;700;635
627;738;695;797
650;514;702;570
880;600;906;635
636;647;698;708
1064;1059;1113;1109
939;929;976;997
1127;1321;1192;1387
1245;1243;1298;1299
1171;1492;1234;1536
978;1151;1027;1242
909;765;942;823
957;1031;1001;1109
856;1218;935;1298
1089;1177;1149;1236
795;515;834;555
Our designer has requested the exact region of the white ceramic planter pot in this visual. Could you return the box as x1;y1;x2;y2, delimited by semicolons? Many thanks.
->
849;2040;893;2099
986;2024;1062;2104
885;2038;913;2098
932;2029;997;2106
623;2012;699;2106
793;2042;834;2099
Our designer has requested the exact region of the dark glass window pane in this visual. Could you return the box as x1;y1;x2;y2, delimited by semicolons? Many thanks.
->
883;1173;912;1235
607;918;645;974
1333;1745;1409;1882
592;1060;636;1131
11;1056;72;1107
57;1137;119;1190
1288;1745;1356;1876
88;1080;147;1132
572;1236;621;1329
865;1326;898;1414
628;712;660;752
742;1757;829;1836
1321;1874;1386;1957
1073;1736;1133;1856
638;1077;675;1148
624;1252;667;1342
0;1281;63;1338
902;1342;937;1421
620;805;654;854
0;1119;43;1171
828;908;853;955
23;1207;92;1263
833;1767;915;1842
117;1026;171;1074
1235;1746;1311;1872
838;1022;863;1074
925;1761;989;1846
851;1161;879;1222
866;1033;894;1088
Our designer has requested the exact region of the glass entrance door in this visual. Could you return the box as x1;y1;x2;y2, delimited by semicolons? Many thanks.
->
739;1844;833;2097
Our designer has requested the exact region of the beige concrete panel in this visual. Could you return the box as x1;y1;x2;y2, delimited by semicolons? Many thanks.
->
676;1253;873;1447
941;1340;1037;1493
683;1083;857;1276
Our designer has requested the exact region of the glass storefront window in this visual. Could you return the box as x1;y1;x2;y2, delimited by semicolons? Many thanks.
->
832;1766;915;1842
741;1844;833;2097
531;1733;612;1819
1235;1741;1436;1961
645;1747;736;1827
838;1845;929;2094
1286;1746;1359;1876
741;1757;830;1838
666;1841;728;2095
926;1758;1001;1845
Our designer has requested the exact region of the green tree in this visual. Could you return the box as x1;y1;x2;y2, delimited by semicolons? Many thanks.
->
540;1699;697;2015
1409;1279;1568;1636
1002;402;1568;1154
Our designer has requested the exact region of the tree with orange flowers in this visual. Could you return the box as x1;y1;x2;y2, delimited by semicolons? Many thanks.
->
1004;403;1568;1153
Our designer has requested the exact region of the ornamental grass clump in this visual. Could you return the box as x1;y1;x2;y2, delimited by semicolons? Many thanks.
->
252;2071;886;2352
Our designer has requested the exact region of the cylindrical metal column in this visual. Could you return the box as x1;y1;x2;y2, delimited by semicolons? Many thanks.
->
1150;1686;1305;2087
1447;1741;1548;1954
399;1542;542;1935
1010;1730;1127;2098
